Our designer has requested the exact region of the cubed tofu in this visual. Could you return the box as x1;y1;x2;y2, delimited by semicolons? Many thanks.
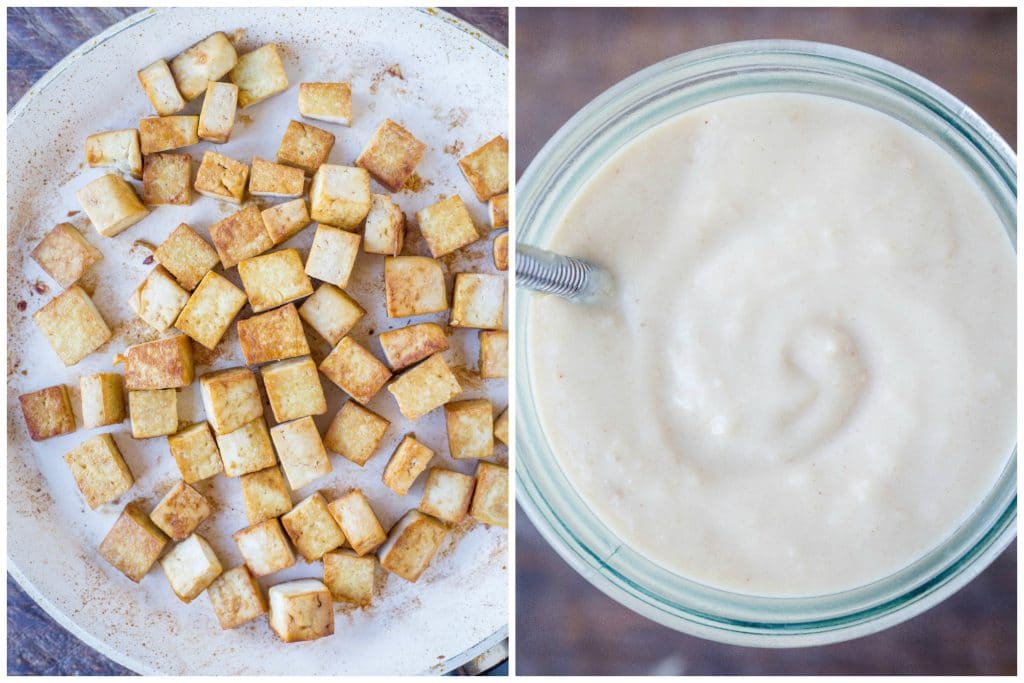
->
489;193;509;229
208;204;274;269
171;32;238;101
415;195;479;258
238;248;313;313
281;492;346;562
355;119;427;192
309;164;371;229
478;330;508;379
445;399;494;460
150;481;212;541
194;151;249;204
451;273;506;329
234;519;296;577
270;416;332;491
386;353;461;420
19;384;75;441
208;565;267;629
230;44;289;109
268;579;333;643
142;153;192;205
276;120;336;176
240;466;292;524
99;502;169;582
261;198;310;245
298;82;352;126
458;135;509;202
160;534;223;603
419;468;476;524
80;373;126;429
249;156;305;198
494;408;509;446
85;128;143;179
30;223;103;288
237;303;310;365
139;116;199;155
261;356;326;423
137;59;186;116
305;224;360;288
318;336;392;405
167;422;223;483
378;322;449;371
216;417;277;478
129;389;178;439
123;333;194;390
383;256;447;318
154;223;220;291
493;232;508;271
75;173;150;238
65;433;134;509
198;81;239;143
382;435;434;496
323;401;389;466
174;270;248;349
128;266;190;332
470;462;508;527
323;550;374;606
33;285;112;366
377;510;448;583
363;193;405;256
297;284;364;346
327;489;386;556
198;366;263;435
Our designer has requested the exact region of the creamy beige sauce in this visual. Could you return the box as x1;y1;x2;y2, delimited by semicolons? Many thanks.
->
528;93;1016;596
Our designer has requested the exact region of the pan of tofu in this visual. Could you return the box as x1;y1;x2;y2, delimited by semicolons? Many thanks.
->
8;7;508;675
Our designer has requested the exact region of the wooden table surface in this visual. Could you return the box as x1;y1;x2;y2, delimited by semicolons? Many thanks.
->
515;7;1017;676
5;6;506;676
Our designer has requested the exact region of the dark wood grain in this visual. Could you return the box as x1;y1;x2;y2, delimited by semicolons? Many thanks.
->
515;7;1016;676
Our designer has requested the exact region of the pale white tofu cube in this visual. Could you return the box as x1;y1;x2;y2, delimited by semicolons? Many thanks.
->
216;417;277;478
230;44;289;109
30;222;103;288
298;284;365;346
174;270;248;350
419;467;476;524
451;273;506;329
270;416;332;491
261;198;310;245
309;164;371;229
318;336;392;405
150;481;212;541
267;579;333;642
478;330;508;379
494;408;509;446
382;435;434;496
238;248;313;313
207;565;267;629
79;373;125;429
159;533;223;602
137;59;185;115
305;224;360;288
281;492;346;562
327;489;386;556
363;193;405;256
75;173;149;238
444;399;493;459
198;81;239;144
378;322;449;371
129;265;190;332
85;128;142;179
470;461;508;527
490;193;509;229
170;32;238;101
386;353;461;420
198;367;263;435
261;356;327;423
377;510;448;583
64;433;134;509
233;518;296;576
323;550;374;606
493;231;508;271
33;285;112;366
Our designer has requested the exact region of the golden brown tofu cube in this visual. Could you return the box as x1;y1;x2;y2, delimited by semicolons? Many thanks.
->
80;373;126;429
268;579;333;643
128;266;190;332
174;270;248;349
261;356;327;423
281;492;346;562
489;193;509;229
378;322;450;371
237;303;310;365
142;153;191;206
167;422;223;483
198;366;263;435
323;401;389;467
363;193;405;256
451;273;506;329
249;156;305;198
239;248;313;313
494;408;509;446
445;399;494;460
229;43;289;109
377;510;448;583
170;32;238;101
382;435;434;496
386;353;461;420
493;231;508;271
234;518;296;577
327;489;386;556
85;128;142;179
355;119;427;192
297;284;365;346
309;164;372;229
33;285;112;366
298;82;352;126
318;336;392;405
470;461;508;527
75;173;150;238
208;565;267;629
240;466;293;524
277;120;335;175
216;417;277;477
323;550;374;606
19;384;75;441
208;204;274;269
415;195;480;258
154;223;220;291
270;416;332;491
305;224;360;288
99;502;169;582
479;330;508;379
261;198;310;245
198;81;239;144
137;59;186;116
194;151;249;204
458;135;509;202
419;467;476;524
123;334;194;390
139;116;199;155
150;481;212;541
129;389;178;439
30;223;103;288
161;533;223;603
383;256;447;318
65;434;134;509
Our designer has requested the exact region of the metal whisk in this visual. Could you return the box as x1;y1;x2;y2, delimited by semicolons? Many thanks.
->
515;244;612;302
